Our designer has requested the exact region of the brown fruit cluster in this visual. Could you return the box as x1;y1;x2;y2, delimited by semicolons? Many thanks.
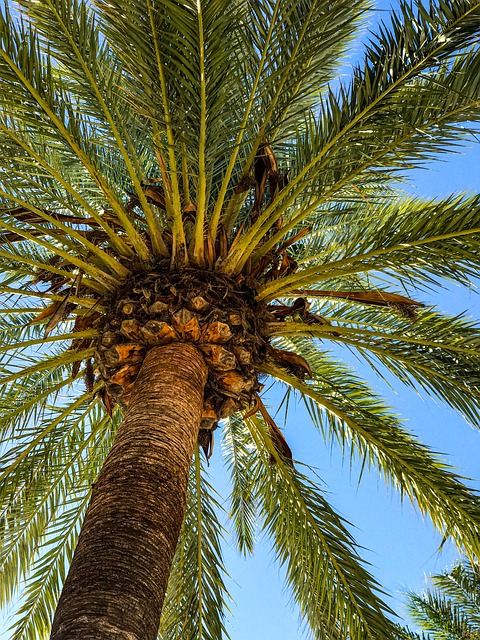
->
95;268;269;429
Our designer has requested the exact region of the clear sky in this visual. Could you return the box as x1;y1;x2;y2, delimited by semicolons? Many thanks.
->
1;3;480;639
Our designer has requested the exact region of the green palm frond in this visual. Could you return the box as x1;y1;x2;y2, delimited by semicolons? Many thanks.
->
0;307;78;397
0;330;97;362
244;413;398;640
3;409;115;640
0;293;100;317
93;0;246;257
0;242;72;283
223;2;480;272
0;348;95;387
0;6;145;257
9;494;90;640
258;192;480;301
403;560;480;639
0;400;114;606
16;0;167;255
211;0;367;214
407;590;478;639
222;413;257;556
433;563;480;623
259;346;480;559
396;627;429;640
158;448;231;640
250;0;367;143
266;306;480;423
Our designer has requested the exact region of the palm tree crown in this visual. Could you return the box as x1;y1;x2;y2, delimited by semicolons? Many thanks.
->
1;0;480;638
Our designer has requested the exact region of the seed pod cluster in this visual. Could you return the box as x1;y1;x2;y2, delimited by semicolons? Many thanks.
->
95;269;269;427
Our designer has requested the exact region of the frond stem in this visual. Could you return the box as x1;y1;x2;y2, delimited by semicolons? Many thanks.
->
146;0;186;265
192;0;207;266
257;226;480;301
208;0;283;239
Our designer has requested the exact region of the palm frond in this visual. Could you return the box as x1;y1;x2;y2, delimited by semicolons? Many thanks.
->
17;0;167;256
407;591;477;639
95;0;249;251
0;283;103;312
0;4;147;257
9;494;90;640
266;306;480;424
223;1;480;271
259;351;480;559
0;347;94;387
158;448;231;640
0;118;136;258
0;218;114;290
211;0;367;229
0;399;112;606
258;193;480;300
3;409;115;640
222;413;257;556
403;560;480;639
244;413;398;640
431;562;480;625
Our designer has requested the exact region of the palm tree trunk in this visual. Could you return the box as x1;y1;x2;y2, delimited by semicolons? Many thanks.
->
50;343;208;640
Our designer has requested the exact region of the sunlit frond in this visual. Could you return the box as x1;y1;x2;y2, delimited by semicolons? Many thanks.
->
222;413;258;556
0;401;116;611
244;413;398;640
405;561;480;639
258;192;480;300
5;415;115;640
223;2;480;272
266;306;480;423
259;348;480;559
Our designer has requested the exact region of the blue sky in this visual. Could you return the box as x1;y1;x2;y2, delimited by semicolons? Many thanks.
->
1;2;480;639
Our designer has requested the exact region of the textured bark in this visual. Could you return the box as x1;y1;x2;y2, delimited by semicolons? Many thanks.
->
50;343;207;640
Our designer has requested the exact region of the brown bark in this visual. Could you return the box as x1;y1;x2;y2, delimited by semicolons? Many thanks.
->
50;343;207;640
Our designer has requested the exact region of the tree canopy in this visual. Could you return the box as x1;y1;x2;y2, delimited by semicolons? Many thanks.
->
0;0;480;638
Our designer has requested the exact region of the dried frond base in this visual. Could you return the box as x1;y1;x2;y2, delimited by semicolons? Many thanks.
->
94;267;270;428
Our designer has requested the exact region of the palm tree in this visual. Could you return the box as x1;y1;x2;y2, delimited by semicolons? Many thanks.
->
1;0;480;638
402;561;480;640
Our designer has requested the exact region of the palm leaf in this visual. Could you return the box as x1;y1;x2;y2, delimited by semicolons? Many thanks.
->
431;562;480;626
266;306;480;424
3;409;115;640
158;448;231;640
258;192;480;300
407;591;476;639
17;0;166;256
0;399;112;605
222;413;258;556
210;0;368;236
223;1;480;272
244;413;398;640
403;560;480;639
259;349;480;559
0;4;145;257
